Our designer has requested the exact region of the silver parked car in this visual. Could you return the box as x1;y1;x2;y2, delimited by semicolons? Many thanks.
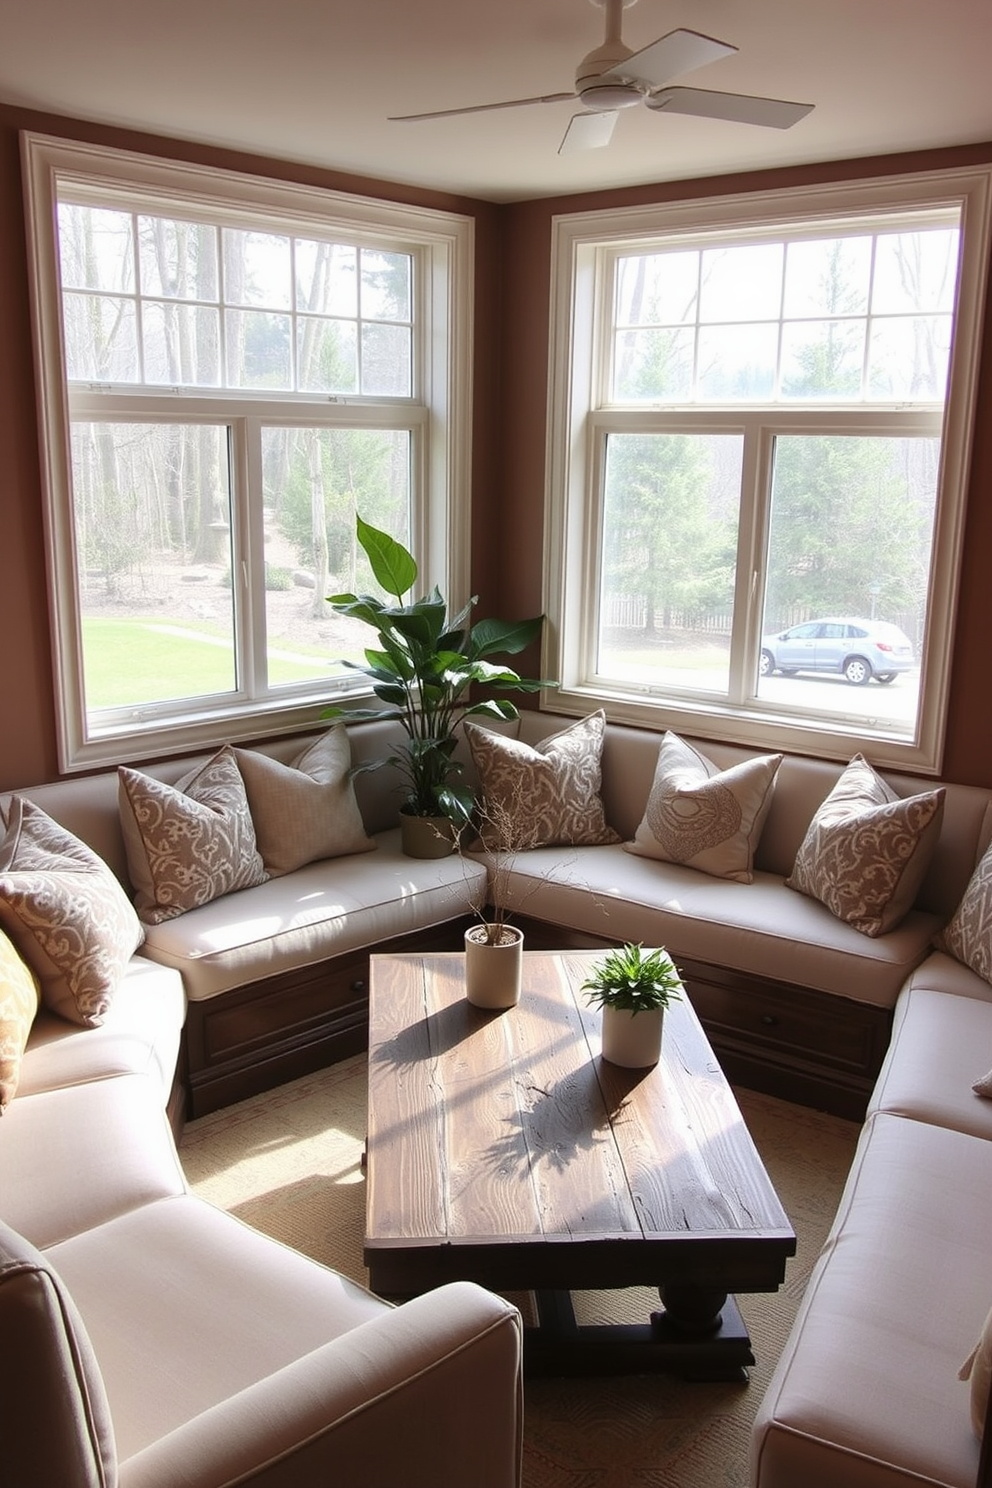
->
759;617;915;686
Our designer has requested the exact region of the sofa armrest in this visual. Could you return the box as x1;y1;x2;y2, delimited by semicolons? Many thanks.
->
119;1281;523;1488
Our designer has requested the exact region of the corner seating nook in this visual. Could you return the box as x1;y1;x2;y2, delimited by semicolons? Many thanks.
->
3;707;992;1487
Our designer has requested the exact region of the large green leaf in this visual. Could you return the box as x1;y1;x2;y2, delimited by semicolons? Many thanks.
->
364;646;414;683
468;615;544;658
357;516;418;601
462;699;520;721
385;598;448;650
320;703;404;724
325;594;388;628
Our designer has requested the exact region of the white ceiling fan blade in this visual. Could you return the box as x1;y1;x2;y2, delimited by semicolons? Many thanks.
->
389;92;574;123
602;28;737;92
558;110;619;155
646;87;814;129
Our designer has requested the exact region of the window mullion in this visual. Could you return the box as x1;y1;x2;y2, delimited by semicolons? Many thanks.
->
231;416;263;701
726;418;769;703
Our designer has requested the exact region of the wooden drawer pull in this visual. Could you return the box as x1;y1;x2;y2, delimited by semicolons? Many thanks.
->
350;979;367;993
760;1013;779;1027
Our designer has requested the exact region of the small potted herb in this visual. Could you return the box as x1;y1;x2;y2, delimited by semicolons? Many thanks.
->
582;944;682;1067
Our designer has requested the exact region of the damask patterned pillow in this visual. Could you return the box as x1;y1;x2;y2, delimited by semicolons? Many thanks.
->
0;928;41;1110
937;838;992;985
119;745;267;924
624;732;782;884
234;726;374;876
464;712;620;850
0;797;144;1027
787;754;944;937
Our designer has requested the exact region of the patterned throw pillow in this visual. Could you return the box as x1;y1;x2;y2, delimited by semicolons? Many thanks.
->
624;732;782;884
0;797;144;1027
464;712;620;850
234;726;374;876
938;839;992;986
0;928;41;1110
119;745;267;924
787;754;944;937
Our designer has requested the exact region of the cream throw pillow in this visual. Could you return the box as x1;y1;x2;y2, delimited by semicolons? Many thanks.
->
464;712;620;850
0;928;41;1111
119;745;267;924
787;754;944;937
234;726;374;876
0;797;144;1027
960;1302;992;1439
624;732;782;884
937;839;992;986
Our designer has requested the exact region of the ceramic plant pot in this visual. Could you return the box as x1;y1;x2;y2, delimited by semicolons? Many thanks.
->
600;1004;664;1068
464;923;524;1009
399;811;459;859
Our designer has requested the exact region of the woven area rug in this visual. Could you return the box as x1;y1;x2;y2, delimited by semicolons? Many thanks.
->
179;1054;859;1488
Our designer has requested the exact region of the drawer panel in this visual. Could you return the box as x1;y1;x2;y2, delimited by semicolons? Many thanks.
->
680;956;891;1078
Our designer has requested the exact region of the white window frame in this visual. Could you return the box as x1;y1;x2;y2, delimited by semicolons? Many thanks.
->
544;166;992;774
21;132;474;772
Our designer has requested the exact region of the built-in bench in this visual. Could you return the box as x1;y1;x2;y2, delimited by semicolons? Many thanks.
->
6;708;990;1120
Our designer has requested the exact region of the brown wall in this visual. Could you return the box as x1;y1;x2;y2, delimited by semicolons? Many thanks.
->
498;146;992;787
1;103;990;789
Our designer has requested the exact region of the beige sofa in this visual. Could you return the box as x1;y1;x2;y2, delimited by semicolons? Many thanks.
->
749;951;992;1488
5;706;992;1488
0;951;523;1487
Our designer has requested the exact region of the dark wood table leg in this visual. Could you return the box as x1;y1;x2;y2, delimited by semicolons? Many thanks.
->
524;1288;754;1381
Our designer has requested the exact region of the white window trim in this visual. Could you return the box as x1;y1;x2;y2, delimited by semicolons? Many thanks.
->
543;165;992;774
21;131;474;771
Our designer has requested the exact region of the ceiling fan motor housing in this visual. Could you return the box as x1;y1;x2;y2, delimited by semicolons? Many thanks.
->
575;40;643;110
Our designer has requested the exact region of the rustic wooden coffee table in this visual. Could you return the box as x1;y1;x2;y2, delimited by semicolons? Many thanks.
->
364;949;796;1378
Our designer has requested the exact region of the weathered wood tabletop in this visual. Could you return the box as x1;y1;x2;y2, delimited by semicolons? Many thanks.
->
364;949;796;1375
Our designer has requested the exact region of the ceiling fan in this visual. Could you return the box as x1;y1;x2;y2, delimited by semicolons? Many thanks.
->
389;0;813;154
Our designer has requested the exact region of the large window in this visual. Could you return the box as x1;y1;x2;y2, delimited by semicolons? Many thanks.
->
546;169;991;772
22;134;473;770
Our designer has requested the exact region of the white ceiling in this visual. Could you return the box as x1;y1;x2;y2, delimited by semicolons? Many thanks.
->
2;0;991;203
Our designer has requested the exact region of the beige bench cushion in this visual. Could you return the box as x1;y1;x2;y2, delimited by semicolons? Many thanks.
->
502;846;939;1007
0;1075;185;1249
18;956;185;1105
869;986;992;1139
138;829;487;1002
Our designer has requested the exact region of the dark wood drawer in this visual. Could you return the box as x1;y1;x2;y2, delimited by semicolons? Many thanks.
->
182;918;472;1117
679;959;890;1077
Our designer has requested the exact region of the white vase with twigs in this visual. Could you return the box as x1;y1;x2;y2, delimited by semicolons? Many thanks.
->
460;789;527;1009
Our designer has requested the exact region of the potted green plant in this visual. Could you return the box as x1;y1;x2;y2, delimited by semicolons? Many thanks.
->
324;516;547;857
581;944;683;1067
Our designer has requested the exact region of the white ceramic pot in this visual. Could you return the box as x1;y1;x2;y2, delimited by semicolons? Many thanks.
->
600;1005;664;1068
464;924;524;1009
